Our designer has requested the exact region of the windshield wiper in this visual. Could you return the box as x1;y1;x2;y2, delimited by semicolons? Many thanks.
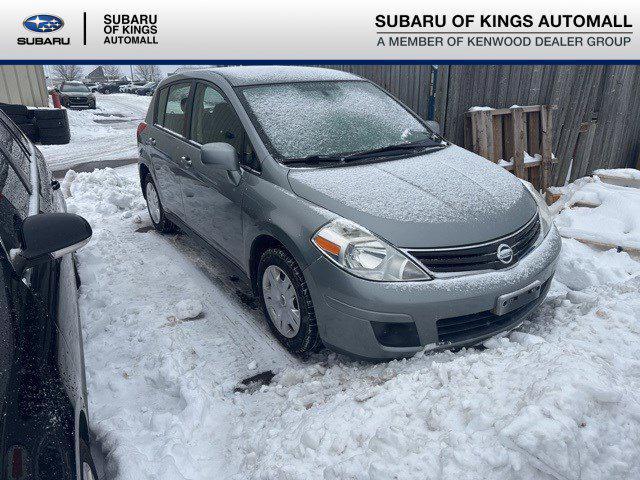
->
284;154;345;165
340;140;446;162
284;140;447;166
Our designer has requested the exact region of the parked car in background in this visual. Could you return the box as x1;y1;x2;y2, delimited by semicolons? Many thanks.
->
137;66;561;360
57;81;97;109
120;81;146;93
0;110;97;479
136;81;158;96
95;79;128;94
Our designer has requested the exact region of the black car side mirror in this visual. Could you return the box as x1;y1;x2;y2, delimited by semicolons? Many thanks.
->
201;142;240;172
11;213;92;276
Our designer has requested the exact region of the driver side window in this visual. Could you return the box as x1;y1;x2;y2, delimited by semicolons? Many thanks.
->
190;83;260;172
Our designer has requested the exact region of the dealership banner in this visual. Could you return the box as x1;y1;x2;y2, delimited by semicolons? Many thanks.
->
0;0;638;61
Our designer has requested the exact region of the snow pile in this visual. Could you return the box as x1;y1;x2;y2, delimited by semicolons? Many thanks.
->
67;165;293;480
593;168;640;180
554;177;640;250
233;266;640;480
69;165;640;480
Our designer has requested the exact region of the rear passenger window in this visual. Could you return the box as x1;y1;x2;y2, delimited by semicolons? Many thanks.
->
155;87;169;126
159;83;191;135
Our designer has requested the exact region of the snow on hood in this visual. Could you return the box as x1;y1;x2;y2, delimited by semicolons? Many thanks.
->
288;144;537;248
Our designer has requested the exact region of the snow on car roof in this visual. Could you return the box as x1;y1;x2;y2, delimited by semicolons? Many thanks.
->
197;66;362;86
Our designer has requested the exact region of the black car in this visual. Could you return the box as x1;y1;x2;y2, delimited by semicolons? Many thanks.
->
95;80;128;94
0;110;97;479
57;82;96;110
135;82;158;96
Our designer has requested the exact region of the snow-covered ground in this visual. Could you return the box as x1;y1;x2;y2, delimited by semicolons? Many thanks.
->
40;94;150;171
63;165;640;480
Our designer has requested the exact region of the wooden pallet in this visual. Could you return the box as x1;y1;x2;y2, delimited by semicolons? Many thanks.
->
465;105;557;194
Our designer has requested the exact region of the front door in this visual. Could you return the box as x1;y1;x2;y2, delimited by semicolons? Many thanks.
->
148;82;193;218
179;83;247;263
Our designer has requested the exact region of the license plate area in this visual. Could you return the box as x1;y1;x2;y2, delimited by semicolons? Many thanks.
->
493;280;542;316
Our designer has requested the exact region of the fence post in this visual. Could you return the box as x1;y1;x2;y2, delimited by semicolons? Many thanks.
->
540;105;554;194
511;107;526;180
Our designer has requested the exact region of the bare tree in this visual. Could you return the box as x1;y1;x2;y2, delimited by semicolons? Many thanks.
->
50;64;83;81
133;65;161;82
101;65;121;79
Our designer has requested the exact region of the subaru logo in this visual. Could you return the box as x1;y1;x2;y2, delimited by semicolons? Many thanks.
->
23;14;64;33
496;243;514;265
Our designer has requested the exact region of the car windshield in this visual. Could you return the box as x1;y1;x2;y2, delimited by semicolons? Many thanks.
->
61;84;89;93
240;80;439;161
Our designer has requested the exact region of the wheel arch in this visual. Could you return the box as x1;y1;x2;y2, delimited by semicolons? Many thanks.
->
248;229;311;294
139;163;151;198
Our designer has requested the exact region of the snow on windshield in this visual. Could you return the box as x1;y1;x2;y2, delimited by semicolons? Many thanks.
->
242;81;429;159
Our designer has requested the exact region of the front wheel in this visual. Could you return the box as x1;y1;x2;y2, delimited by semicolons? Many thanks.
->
143;174;177;233
257;248;321;356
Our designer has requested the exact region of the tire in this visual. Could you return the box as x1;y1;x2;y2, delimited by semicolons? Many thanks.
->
143;174;176;233
39;134;70;145
7;114;30;125
19;123;38;142
0;103;28;116
37;118;68;130
33;108;67;121
80;439;98;480
257;248;321;356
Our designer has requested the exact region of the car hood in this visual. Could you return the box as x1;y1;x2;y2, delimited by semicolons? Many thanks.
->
61;92;93;97
287;144;537;248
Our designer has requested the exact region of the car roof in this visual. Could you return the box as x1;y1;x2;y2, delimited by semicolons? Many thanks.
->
175;66;363;87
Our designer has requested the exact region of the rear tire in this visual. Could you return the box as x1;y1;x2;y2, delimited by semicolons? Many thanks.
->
257;248;321;356
143;174;177;234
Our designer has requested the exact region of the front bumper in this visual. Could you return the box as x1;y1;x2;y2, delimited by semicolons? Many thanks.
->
303;225;562;360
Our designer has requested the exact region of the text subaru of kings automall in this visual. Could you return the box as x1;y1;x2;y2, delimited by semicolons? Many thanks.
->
136;66;561;360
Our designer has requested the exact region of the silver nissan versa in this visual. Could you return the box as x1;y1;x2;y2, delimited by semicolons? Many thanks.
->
137;66;561;360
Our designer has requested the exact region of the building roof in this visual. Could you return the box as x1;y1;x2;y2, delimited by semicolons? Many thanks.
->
194;66;362;86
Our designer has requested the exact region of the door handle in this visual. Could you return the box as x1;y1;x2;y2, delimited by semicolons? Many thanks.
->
147;137;156;146
180;156;192;167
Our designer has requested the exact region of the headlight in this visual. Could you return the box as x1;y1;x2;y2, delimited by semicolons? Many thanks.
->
519;179;553;236
312;218;431;281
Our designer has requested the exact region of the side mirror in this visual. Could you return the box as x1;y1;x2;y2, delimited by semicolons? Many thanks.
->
11;213;92;276
426;120;441;135
201;142;240;172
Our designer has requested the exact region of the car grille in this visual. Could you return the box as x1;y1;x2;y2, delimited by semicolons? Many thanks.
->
436;278;551;344
407;214;540;275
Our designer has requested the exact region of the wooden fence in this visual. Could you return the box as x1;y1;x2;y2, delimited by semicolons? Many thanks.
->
434;65;640;186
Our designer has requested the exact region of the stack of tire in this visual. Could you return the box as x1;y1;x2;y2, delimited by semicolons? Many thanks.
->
0;103;39;142
33;108;70;145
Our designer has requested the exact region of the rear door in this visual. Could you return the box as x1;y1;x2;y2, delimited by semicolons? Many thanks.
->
179;82;252;262
146;82;193;218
